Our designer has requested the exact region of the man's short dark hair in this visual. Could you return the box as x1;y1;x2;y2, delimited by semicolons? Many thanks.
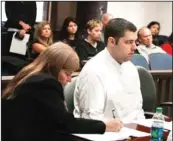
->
104;18;137;44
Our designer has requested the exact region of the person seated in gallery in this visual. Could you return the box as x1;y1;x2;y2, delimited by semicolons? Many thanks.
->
75;19;106;67
31;21;53;59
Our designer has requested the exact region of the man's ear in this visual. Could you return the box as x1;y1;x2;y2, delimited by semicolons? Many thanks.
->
108;37;116;46
87;29;91;35
138;38;142;43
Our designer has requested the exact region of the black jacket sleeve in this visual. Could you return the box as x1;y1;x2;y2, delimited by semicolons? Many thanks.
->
21;73;105;134
75;41;88;62
5;2;22;29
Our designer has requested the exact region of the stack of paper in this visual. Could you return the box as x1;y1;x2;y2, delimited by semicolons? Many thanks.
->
73;127;150;141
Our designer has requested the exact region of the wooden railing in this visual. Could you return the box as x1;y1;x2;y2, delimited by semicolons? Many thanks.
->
150;70;172;117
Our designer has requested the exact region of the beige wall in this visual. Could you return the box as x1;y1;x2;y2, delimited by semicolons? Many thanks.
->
107;2;172;36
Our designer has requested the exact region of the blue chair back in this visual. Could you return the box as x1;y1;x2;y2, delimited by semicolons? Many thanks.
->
149;53;172;70
131;54;150;70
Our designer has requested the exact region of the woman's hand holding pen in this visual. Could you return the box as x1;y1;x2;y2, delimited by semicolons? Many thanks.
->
104;118;123;132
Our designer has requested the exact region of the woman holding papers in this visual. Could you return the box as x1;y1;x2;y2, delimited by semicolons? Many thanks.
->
2;42;122;141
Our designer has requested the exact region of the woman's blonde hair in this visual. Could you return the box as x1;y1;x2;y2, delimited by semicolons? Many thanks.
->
2;42;80;99
34;21;53;47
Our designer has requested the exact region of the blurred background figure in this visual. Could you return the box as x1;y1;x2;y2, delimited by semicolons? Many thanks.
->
2;1;37;76
3;1;36;57
75;19;105;67
147;21;169;46
136;27;165;62
161;32;173;55
101;13;113;42
32;21;53;59
60;17;80;50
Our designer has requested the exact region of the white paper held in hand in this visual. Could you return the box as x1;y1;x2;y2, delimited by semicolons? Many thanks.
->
9;32;30;55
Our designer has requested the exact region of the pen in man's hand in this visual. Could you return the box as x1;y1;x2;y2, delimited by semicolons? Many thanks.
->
112;109;124;126
112;109;116;118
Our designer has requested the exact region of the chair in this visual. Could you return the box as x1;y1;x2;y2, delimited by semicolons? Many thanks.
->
149;53;172;70
64;77;78;113
137;66;172;118
131;54;150;70
137;66;157;114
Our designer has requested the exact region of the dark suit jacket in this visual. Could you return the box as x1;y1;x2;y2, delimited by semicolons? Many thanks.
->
2;73;105;141
5;1;36;29
75;39;106;62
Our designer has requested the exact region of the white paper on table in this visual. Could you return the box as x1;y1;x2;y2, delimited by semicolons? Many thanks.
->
165;121;172;131
9;32;30;55
72;127;150;141
131;119;172;131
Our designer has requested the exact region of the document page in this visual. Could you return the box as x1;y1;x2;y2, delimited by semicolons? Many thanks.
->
9;33;30;55
73;127;150;141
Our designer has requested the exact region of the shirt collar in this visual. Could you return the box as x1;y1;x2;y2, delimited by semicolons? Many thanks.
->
85;38;97;48
104;48;123;72
138;44;157;49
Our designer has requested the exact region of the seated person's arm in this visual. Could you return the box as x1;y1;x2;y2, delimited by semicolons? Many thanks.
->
28;75;106;134
75;42;88;62
32;43;47;54
74;72;106;121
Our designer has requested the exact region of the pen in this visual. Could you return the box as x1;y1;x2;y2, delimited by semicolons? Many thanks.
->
112;109;124;126
112;109;116;118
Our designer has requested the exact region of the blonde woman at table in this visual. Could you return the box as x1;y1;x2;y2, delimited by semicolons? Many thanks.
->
2;42;122;141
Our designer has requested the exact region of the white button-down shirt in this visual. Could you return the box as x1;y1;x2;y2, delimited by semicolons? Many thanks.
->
74;48;145;123
137;44;166;62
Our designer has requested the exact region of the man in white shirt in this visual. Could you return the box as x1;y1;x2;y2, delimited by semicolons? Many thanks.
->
74;18;145;123
137;27;165;62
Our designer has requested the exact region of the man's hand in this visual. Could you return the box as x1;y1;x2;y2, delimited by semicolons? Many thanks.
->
23;24;31;32
19;29;26;37
19;21;31;32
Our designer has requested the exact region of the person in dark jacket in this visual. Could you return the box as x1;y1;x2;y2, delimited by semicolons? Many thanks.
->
75;19;106;67
60;17;81;50
147;21;168;46
3;1;36;56
2;42;122;141
2;2;37;76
